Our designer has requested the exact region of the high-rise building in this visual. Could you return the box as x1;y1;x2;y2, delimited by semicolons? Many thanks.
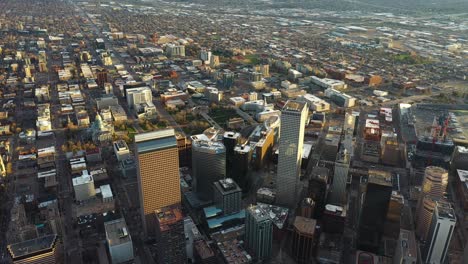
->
213;178;242;215
210;55;220;68
416;166;448;240
276;100;308;208
292;216;316;264
328;146;350;206
104;218;134;264
261;64;270;78
200;48;212;63
358;170;392;253
154;206;186;264
451;146;468;173
135;130;181;235
191;128;226;201
380;132;401;166
423;201;456;264
245;205;273;261
232;144;252;191
176;133;192;167
72;171;96;202
308;166;329;219
384;192;404;239
165;44;185;57
299;198;315;219
393;229;417;264
7;234;58;264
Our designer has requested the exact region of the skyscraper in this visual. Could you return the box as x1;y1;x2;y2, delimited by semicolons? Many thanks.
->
393;229;417;264
154;206;187;264
191;128;226;201
135;129;181;235
277;100;308;208
416;166;448;240
423;201;456;264
245;205;273;261
213;178;242;215
358;170;393;253
292;216;316;264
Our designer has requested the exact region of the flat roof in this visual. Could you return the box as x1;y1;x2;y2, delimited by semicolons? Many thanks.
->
100;184;113;199
105;218;132;246
283;100;307;112
72;173;93;186
8;234;57;260
135;129;177;153
293;216;316;236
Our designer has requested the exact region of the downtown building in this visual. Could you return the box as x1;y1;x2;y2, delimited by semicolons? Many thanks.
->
245;205;273;261
191;128;226;201
135;130;181;235
276;100;308;208
153;206;187;264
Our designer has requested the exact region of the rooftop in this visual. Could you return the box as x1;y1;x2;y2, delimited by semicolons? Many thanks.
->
72;173;94;186
105;218;132;246
155;206;184;231
436;201;456;220
293;216;316;236
135;129;177;153
217;178;242;192
283;100;307;112
398;229;417;259
8;234;57;260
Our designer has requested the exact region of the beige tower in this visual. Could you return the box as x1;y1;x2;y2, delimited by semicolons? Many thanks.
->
135;129;181;235
415;166;448;240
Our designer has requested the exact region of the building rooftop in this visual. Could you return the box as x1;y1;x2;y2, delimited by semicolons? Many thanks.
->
100;184;113;199
398;229;417;260
72;173;93;186
293;216;316;236
7;234;57;260
283;100;307;112
194;240;215;260
104;218;132;246
135;129;177;153
436;201;456;220
217;239;252;264
155;206;184;232
368;170;393;186
217;178;242;193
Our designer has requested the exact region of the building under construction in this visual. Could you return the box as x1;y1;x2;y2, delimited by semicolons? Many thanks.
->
413;114;455;169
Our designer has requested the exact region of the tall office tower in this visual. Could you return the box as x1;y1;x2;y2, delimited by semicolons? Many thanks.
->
135;130;181;235
416;166;448;240
213;178;242;215
276;100;308;208
423;201;456;264
321;133;340;162
223;132;240;158
96;68;108;88
358;171;393;253
451;146;468;173
416;196;438;242
299;198;315;219
191;128;226;201
292;216;317;264
380;132;401;166
384;192;404;239
393;229;417;264
7;234;58;264
154;206;187;264
308;166;329;219
232;144;252;191
176;133;192;167
328;145;350;206
245;205;273;261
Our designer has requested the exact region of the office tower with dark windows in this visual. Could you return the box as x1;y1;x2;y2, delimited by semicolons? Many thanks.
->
213;178;242;215
154;206;186;264
416;166;448;241
135;129;181;235
191;128;226;201
292;216;316;264
245;205;273;261
423;201;456;264
308;166;329;219
276;100;308;208
358;170;392;253
232;144;252;191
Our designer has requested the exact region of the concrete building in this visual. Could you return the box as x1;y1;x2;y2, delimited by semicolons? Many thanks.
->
113;140;131;162
324;88;356;108
125;86;152;108
7;234;58;264
299;94;330;112
191;129;226;201
423;201;456;264
154;206;186;263
276;100;308;208
213;178;242;215
165;44;185;57
358;170;393;253
394;229;417;264
311;76;347;90
72;171;96;202
245;205;273;261
135;130;181;235
292;216;316;264
105;218;134;264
